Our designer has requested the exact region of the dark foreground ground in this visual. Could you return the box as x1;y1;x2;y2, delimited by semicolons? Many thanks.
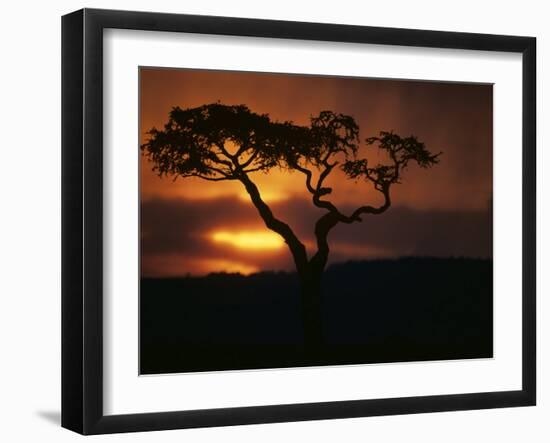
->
140;257;492;374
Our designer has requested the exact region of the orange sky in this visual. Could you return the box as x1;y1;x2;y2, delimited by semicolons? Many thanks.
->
140;67;493;277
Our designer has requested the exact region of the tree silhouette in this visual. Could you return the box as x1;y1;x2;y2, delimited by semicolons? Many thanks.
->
141;103;441;349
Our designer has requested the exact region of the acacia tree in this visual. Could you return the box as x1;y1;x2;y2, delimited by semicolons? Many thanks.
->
141;103;441;348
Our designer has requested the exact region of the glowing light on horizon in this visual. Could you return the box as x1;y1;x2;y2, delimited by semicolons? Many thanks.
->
210;230;285;251
141;254;260;276
199;259;259;275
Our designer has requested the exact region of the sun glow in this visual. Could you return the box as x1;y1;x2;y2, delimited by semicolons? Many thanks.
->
199;259;259;275
210;230;285;251
237;190;287;203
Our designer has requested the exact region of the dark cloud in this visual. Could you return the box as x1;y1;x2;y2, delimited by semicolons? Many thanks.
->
141;196;492;276
141;197;260;255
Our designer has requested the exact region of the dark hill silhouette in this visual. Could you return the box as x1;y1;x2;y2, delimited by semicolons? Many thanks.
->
140;257;492;374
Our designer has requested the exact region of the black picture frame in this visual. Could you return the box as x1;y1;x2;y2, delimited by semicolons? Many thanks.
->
62;8;536;435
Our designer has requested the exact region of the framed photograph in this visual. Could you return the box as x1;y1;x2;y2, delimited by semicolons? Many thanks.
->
62;8;536;435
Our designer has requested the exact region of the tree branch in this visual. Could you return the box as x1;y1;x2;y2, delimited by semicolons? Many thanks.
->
315;160;336;193
216;143;236;160
206;164;234;178
240;148;260;169
237;172;309;273
349;185;391;221
183;173;235;182
241;165;266;174
294;164;317;194
309;183;392;273
309;211;340;274
310;161;352;222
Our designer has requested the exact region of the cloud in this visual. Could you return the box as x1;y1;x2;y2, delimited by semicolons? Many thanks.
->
141;196;492;276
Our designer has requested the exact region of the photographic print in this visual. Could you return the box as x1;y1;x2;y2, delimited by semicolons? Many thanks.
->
139;68;493;375
62;10;535;433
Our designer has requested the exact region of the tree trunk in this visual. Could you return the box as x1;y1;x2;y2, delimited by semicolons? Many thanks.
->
299;266;324;351
297;212;336;351
237;175;329;351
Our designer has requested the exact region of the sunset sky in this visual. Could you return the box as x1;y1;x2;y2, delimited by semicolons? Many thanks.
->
140;68;493;277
